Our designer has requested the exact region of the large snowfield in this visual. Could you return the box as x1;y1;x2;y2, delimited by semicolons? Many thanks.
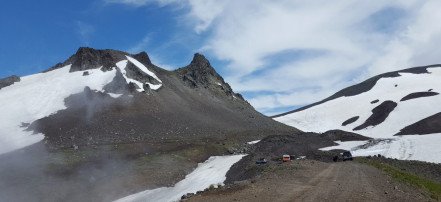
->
0;56;161;154
114;155;246;202
275;67;441;163
0;66;116;154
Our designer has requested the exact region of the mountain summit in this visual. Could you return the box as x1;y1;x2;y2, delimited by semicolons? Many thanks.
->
0;47;296;154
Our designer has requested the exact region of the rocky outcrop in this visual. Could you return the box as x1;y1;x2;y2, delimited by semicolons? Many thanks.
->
0;75;20;90
102;68;130;94
395;112;441;136
353;101;397;131
125;61;161;85
176;53;245;101
342;116;359;126
400;91;439;102
44;47;155;74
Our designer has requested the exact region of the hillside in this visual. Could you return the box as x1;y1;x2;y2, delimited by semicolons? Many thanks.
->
0;47;297;154
0;47;298;202
273;65;441;163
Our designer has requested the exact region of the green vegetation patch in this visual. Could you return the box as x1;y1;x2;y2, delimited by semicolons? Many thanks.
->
358;158;441;200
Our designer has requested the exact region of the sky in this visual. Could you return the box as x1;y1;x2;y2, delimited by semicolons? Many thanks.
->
1;0;441;115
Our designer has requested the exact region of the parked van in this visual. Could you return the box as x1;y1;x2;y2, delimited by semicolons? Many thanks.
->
283;155;291;162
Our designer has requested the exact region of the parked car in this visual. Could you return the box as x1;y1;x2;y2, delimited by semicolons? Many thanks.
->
342;151;353;161
256;158;267;164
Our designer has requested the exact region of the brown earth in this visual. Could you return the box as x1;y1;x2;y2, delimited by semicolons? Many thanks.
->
186;160;434;202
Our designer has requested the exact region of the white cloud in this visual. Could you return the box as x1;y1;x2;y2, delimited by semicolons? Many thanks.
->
105;0;441;115
184;0;441;114
187;0;232;33
103;0;181;7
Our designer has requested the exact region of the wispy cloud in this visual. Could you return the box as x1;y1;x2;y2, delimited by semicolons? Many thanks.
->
127;36;150;53
104;0;441;115
76;21;95;45
184;0;441;114
149;54;175;70
103;0;181;7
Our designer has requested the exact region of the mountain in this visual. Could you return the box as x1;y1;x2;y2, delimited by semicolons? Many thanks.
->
0;47;299;202
273;64;441;163
0;47;297;154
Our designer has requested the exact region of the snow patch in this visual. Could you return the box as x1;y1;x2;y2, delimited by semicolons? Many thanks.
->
146;83;162;90
108;93;123;98
114;155;246;202
320;134;441;163
126;55;162;82
247;140;261;145
116;60;143;92
319;140;368;151
117;57;163;92
0;65;117;154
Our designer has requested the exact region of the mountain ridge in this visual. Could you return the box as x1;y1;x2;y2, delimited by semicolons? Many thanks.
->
273;64;441;163
0;47;298;151
271;64;441;118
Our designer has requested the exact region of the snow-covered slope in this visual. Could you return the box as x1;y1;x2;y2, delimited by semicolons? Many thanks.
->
114;155;246;202
274;65;441;163
0;54;162;155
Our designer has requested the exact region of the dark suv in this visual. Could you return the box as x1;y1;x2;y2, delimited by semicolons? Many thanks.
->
256;158;267;164
342;151;353;161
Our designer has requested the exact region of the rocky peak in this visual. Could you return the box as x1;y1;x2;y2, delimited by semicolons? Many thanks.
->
0;75;20;90
179;53;221;87
44;47;154;73
176;53;246;102
68;47;127;72
132;51;152;66
189;53;211;69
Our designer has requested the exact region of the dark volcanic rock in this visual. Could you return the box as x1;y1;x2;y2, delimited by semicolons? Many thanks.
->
27;50;297;148
320;130;370;141
371;99;379;104
177;53;223;88
0;75;20;90
342;116;359;126
132;51;152;66
125;61;161;85
395;112;441;136
400;91;439;102
27;87;118;147
176;53;245;101
68;47;126;72
44;47;151;73
103;68;130;94
353;100;397;131
272;64;441;118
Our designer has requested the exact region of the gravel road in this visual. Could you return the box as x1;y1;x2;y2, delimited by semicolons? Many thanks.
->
186;160;434;202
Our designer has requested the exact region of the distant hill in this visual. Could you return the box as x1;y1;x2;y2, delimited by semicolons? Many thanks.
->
273;65;441;163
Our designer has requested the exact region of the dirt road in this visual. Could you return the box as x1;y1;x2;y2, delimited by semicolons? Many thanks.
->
186;160;433;202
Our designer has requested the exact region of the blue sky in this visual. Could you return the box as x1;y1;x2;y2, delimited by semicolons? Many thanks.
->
1;0;441;115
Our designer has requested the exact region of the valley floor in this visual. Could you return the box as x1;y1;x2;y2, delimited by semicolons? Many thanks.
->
185;159;436;202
